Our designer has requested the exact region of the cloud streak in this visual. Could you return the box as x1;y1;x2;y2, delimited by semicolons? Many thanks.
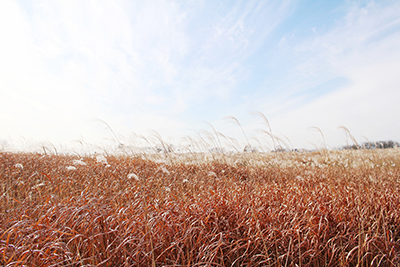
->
1;0;399;151
253;1;400;148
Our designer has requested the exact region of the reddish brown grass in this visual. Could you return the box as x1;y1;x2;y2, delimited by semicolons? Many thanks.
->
1;150;399;266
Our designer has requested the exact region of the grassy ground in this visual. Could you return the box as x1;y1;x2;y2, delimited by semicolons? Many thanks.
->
1;149;399;266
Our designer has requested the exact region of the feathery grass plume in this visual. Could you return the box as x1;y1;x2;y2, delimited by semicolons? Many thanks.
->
93;118;126;152
251;111;278;151
250;136;267;152
40;143;52;155
221;134;241;152
338;125;359;149
148;130;176;162
181;136;197;154
188;131;204;152
213;130;239;154
200;129;220;152
308;126;327;151
275;134;293;151
204;122;224;153
139;134;156;156
224;116;251;151
360;135;371;149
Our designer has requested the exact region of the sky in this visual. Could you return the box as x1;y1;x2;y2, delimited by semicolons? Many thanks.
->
1;0;400;152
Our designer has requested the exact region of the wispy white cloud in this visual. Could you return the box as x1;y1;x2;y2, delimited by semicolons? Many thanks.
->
252;1;400;148
1;0;398;150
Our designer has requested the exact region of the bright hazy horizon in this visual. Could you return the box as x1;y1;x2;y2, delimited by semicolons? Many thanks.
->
1;0;400;152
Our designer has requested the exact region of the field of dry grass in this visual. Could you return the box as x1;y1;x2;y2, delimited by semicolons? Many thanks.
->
1;149;400;266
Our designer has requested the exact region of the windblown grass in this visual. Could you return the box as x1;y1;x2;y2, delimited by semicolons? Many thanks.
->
1;149;400;266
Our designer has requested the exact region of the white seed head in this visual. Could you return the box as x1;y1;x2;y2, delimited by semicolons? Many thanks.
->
73;159;86;166
14;163;24;169
32;182;46;189
66;166;77;171
96;155;108;165
127;173;139;181
207;171;217;177
159;166;170;175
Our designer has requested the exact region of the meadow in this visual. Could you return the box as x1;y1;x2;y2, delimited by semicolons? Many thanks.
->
1;147;400;266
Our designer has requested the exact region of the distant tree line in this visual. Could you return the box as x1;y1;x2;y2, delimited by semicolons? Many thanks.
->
343;140;400;150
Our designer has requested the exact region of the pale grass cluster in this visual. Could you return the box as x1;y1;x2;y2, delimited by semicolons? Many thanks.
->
1;149;399;266
139;147;400;169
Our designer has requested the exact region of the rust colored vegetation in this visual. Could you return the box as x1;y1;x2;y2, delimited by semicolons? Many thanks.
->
1;149;400;266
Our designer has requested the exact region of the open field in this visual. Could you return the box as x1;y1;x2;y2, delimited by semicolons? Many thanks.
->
1;149;400;266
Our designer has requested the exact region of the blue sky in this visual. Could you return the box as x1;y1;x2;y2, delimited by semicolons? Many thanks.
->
1;0;400;151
